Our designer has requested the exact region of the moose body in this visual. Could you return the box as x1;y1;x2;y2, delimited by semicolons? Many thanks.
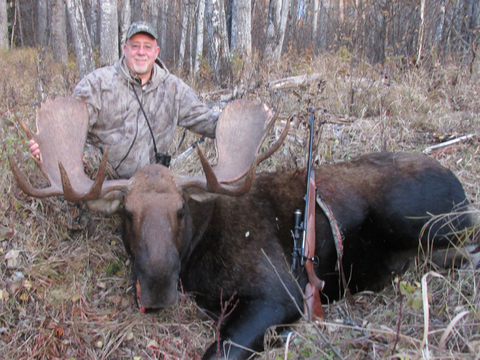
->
10;98;477;360
122;152;475;360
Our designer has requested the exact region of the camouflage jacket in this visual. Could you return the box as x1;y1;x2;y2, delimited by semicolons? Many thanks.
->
72;56;219;178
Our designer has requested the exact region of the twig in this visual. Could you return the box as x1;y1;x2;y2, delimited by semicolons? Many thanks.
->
392;281;405;356
423;134;476;153
215;291;239;360
335;304;368;338
413;271;444;360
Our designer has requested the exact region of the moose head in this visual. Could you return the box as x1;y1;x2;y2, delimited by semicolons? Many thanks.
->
9;97;289;311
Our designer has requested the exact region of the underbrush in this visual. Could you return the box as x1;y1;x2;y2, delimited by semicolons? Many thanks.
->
1;48;479;359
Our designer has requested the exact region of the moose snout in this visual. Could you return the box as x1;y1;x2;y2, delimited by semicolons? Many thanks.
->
134;271;180;312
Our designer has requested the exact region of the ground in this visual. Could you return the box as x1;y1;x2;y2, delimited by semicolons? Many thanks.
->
1;49;479;359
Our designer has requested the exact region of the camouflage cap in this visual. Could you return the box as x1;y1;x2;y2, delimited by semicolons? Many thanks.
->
126;21;158;40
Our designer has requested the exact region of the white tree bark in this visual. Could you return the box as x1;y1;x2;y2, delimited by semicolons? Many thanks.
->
100;0;119;66
264;0;291;62
417;0;425;65
0;0;8;49
206;0;231;83
178;0;189;69
194;0;205;75
148;0;160;28
66;0;95;78
312;0;318;48
118;0;131;45
89;0;99;48
51;0;68;63
37;0;48;47
160;0;168;58
231;0;251;58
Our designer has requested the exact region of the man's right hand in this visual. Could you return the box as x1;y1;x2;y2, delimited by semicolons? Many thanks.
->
29;139;40;159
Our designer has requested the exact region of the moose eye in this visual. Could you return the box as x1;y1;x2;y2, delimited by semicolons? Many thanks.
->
124;208;134;221
177;207;185;219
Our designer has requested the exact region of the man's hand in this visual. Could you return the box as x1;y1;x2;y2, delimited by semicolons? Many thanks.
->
29;139;40;159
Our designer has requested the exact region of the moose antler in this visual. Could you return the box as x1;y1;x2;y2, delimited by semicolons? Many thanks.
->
9;97;130;202
179;99;289;196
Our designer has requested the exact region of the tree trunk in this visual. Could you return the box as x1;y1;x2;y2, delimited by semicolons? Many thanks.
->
100;0;119;66
132;0;146;22
66;0;95;78
118;0;131;46
264;0;291;62
312;0;318;50
372;0;387;65
178;0;188;69
318;0;329;50
160;0;168;59
194;0;205;75
148;0;160;29
88;0;100;50
416;0;425;65
51;0;68;63
37;0;48;47
0;0;8;49
205;0;231;84
231;0;251;58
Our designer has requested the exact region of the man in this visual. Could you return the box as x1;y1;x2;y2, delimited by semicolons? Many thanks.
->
29;21;220;229
31;21;219;179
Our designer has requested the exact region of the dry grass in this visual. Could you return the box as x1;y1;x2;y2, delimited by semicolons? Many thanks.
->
1;49;479;359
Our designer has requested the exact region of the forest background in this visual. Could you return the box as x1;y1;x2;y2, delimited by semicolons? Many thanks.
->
1;0;479;84
1;0;480;359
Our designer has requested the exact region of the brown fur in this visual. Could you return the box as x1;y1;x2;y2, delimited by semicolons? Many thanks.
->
121;152;476;360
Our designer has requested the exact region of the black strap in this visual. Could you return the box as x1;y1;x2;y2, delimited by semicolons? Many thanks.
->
132;84;172;167
132;85;159;157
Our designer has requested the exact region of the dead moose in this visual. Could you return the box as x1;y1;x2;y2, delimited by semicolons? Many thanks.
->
10;97;478;360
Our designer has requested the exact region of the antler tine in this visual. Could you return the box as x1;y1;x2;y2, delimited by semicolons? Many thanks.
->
195;145;220;192
8;155;63;197
179;99;288;198
9;97;130;204
256;112;290;165
58;147;109;201
16;114;34;140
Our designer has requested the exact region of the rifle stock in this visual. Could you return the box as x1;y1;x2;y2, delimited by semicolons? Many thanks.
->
303;171;325;320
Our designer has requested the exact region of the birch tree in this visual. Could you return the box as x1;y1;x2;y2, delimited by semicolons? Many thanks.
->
205;0;231;84
37;0;48;47
51;0;68;63
312;0;318;48
88;0;100;49
160;0;168;59
194;0;205;75
66;0;95;78
417;0;425;65
264;0;291;62
100;0;119;65
118;0;132;45
231;0;251;58
178;0;190;69
0;0;7;49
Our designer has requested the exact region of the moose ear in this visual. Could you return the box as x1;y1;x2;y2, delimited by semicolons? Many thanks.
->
183;187;220;203
87;190;125;214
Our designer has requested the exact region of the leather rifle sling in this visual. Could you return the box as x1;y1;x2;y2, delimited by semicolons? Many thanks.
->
303;170;325;320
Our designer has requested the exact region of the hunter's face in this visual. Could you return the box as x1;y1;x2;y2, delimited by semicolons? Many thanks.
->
124;33;160;83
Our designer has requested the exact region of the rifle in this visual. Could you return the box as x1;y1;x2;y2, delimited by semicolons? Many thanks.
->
292;111;325;320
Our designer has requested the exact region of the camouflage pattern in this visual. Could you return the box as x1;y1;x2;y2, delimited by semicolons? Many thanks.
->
126;21;157;40
72;56;219;179
82;142;119;180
